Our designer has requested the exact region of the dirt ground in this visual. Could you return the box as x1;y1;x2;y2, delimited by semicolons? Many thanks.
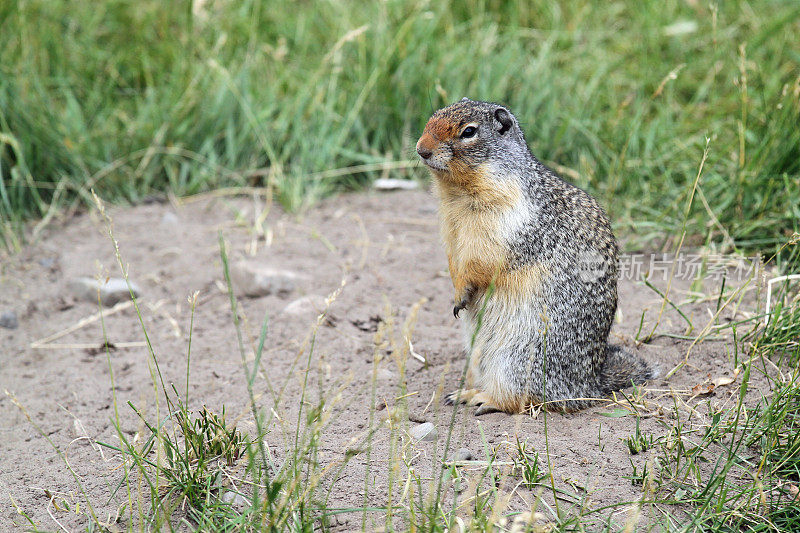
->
0;189;767;531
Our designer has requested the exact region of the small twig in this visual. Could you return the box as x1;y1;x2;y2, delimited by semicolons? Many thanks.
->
30;300;134;348
31;341;146;351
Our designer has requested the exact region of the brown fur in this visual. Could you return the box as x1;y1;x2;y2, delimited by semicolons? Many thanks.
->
434;166;521;302
421;117;460;142
495;263;549;300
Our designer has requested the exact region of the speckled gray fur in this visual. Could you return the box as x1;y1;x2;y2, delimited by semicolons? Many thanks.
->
432;99;655;412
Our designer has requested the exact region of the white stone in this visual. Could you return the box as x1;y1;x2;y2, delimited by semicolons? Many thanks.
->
376;367;395;382
161;212;180;225
373;178;419;191
69;277;141;306
453;448;474;461
281;295;327;316
410;422;437;442
221;490;248;507
231;261;305;297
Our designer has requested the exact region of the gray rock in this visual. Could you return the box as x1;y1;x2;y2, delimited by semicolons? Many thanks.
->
281;295;327;316
38;257;56;269
0;310;18;329
231;261;305;297
161;212;180;225
373;178;419;191
410;422;437;442
376;367;395;382
221;490;248;508
453;448;474;461
69;277;141;306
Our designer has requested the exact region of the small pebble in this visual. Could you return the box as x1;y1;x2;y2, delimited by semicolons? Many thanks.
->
161;212;180;225
376;367;395;381
282;295;327;316
373;178;419;191
69;277;141;307
221;491;248;507
453;448;474;461
231;261;305;297
410;422;438;442
38;257;56;269
0;310;18;329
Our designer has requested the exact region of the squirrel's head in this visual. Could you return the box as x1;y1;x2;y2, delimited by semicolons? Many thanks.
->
416;98;527;181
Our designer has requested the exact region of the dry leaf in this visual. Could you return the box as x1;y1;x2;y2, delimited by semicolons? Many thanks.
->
712;366;740;388
713;376;734;387
691;382;715;396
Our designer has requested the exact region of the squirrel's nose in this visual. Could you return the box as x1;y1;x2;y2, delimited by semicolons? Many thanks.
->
417;146;433;160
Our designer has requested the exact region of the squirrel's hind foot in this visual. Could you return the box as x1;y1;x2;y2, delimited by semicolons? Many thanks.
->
445;389;504;416
474;400;502;416
445;388;480;405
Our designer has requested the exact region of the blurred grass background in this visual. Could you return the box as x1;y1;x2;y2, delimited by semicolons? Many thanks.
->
1;0;798;268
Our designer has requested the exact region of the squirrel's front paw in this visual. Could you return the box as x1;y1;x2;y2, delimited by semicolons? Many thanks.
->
453;285;478;318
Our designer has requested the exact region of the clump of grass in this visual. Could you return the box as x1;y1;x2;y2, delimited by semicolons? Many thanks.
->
111;400;251;528
755;276;800;366
140;401;248;524
745;283;800;490
511;437;547;489
173;404;246;469
624;417;654;455
626;459;651;487
749;377;800;483
626;289;800;532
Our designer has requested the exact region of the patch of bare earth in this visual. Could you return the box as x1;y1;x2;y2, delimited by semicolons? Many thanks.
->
0;190;766;530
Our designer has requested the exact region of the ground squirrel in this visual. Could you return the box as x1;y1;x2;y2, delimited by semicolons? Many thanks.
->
416;98;656;414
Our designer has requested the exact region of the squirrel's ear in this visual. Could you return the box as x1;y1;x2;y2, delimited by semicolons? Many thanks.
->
494;108;513;135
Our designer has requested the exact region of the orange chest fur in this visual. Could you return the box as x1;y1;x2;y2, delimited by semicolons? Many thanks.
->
435;174;550;302
439;196;509;296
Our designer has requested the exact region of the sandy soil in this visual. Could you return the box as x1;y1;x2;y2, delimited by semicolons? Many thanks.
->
0;189;766;531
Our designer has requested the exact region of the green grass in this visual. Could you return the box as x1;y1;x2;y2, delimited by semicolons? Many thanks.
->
1;0;799;269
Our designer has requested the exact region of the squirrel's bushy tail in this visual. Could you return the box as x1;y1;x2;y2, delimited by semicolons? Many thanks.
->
598;345;658;394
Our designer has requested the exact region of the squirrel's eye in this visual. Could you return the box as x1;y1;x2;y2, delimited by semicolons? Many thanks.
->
460;126;477;139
